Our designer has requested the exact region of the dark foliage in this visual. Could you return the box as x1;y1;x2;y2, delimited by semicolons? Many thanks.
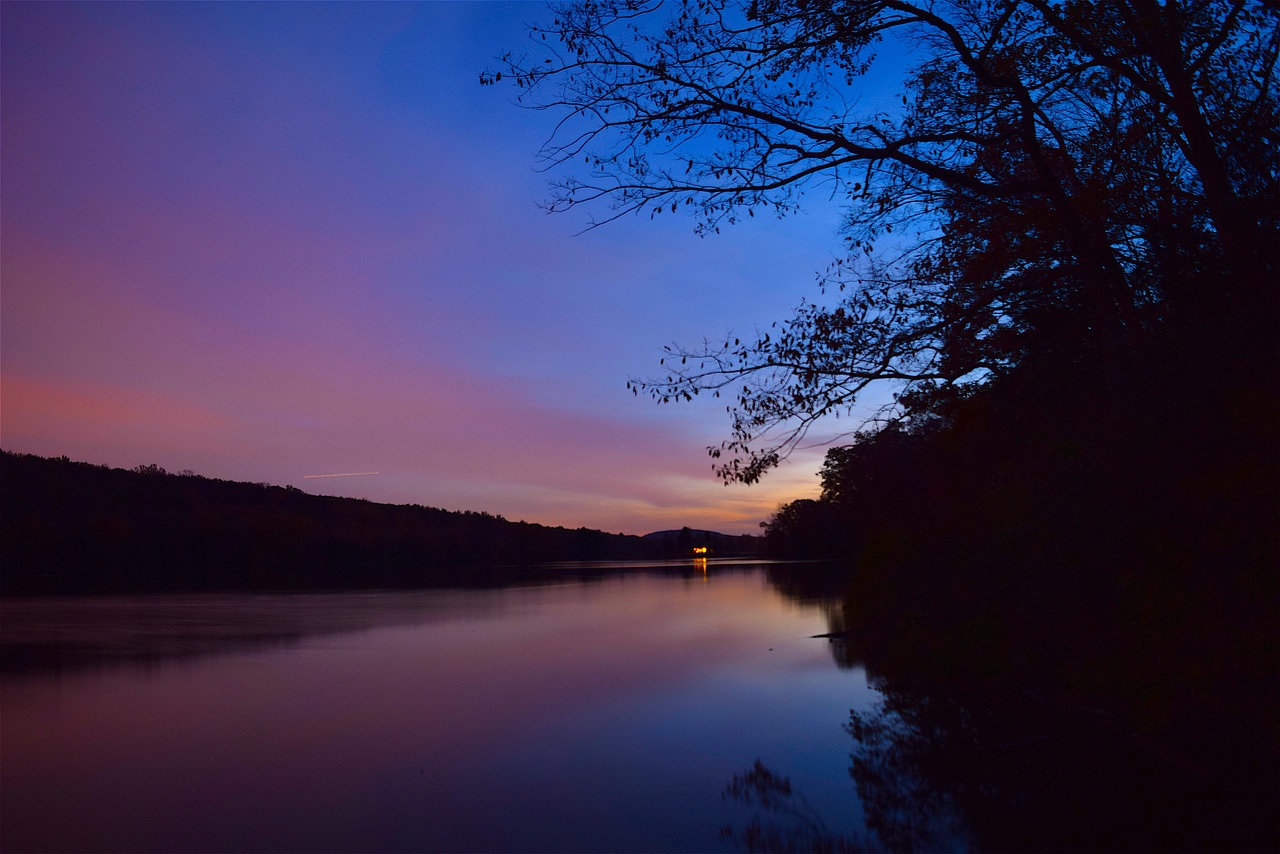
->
738;527;1278;852
490;4;1279;846
490;0;1277;481
839;679;1279;852
760;499;854;558
0;452;755;595
752;311;1279;849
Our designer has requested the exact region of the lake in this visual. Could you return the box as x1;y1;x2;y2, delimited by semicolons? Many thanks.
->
0;560;880;853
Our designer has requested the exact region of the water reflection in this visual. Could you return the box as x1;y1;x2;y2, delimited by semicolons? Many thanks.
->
14;561;1267;852
0;562;874;853
0;559;781;678
840;676;1277;852
720;759;872;853
720;596;1280;854
0;590;486;676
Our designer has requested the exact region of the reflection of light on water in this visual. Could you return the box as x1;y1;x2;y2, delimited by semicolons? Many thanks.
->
693;547;709;580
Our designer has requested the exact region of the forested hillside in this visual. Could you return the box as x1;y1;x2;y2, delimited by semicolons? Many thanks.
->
0;452;753;594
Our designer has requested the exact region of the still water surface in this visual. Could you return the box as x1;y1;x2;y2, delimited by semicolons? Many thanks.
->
1;561;874;852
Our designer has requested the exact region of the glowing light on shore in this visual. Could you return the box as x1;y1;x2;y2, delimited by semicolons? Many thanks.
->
302;471;381;479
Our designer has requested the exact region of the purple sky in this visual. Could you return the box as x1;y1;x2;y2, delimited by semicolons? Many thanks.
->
2;2;887;536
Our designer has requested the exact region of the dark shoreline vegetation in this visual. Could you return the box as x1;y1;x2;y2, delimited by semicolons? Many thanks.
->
0;450;760;595
749;313;1280;851
482;2;1279;848
4;1;1277;849
750;341;1280;851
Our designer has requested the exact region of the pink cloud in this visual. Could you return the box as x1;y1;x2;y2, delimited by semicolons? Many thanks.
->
1;375;230;434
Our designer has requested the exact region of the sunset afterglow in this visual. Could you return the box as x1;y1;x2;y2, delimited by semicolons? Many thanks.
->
0;2;843;534
3;3;1274;851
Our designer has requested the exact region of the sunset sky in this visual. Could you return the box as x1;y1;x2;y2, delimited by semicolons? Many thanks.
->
1;2;888;536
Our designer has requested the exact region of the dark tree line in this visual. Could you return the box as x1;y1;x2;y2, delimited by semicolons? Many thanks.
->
0;451;742;595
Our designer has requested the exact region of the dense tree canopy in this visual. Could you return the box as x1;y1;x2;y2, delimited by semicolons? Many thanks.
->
487;7;1279;837
487;0;1278;482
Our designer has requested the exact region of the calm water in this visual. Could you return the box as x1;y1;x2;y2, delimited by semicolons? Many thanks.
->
0;561;877;852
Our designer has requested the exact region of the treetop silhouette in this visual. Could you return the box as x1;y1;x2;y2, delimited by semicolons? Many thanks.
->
487;0;1278;482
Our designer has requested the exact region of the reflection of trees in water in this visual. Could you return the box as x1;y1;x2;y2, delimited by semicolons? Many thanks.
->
0;591;500;677
734;566;1278;851
843;698;972;853
3;561;784;678
761;563;869;676
840;681;1278;852
761;563;853;606
719;698;973;853
724;630;1280;853
720;760;871;854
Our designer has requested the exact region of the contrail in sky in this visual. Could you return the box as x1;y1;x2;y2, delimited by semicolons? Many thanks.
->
302;471;381;479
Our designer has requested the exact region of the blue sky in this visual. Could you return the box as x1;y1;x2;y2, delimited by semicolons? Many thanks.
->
2;1;892;535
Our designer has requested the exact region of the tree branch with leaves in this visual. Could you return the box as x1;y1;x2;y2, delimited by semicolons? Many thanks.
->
486;0;1278;482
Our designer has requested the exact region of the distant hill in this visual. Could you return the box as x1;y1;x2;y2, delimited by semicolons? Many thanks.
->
0;451;759;595
642;528;760;557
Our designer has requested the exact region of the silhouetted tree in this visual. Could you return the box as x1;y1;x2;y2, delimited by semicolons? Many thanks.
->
491;16;1279;832
761;498;850;557
488;0;1278;480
